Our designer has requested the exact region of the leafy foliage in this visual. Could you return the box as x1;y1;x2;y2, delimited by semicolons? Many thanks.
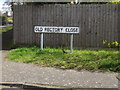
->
0;25;12;34
103;40;120;50
107;0;120;4
6;17;13;24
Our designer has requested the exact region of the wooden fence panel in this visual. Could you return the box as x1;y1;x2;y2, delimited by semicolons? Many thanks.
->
13;4;119;49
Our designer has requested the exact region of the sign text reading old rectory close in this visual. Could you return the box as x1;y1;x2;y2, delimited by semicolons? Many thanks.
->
34;26;80;34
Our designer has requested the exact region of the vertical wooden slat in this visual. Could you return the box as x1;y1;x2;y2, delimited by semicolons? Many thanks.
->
24;5;27;44
37;5;40;46
73;4;78;48
43;6;46;48
109;5;112;43
13;5;18;44
18;5;20;43
80;5;84;48
50;4;54;47
32;5;35;45
101;4;105;48
93;4;96;47
114;4;119;42
79;5;82;48
97;4;101;48
117;4;120;43
53;4;56;48
19;5;22;43
22;5;24;43
118;4;120;43
114;4;117;42
111;5;114;42
86;5;90;47
105;4;108;44
20;5;23;43
107;4;110;43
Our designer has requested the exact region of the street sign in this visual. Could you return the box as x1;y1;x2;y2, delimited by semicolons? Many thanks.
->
34;26;79;34
34;26;80;53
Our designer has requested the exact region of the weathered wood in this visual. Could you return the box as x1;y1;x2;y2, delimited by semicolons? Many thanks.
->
13;4;119;49
116;5;119;42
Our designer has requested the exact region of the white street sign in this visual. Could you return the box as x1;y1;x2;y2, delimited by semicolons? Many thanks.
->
34;26;79;34
34;26;80;53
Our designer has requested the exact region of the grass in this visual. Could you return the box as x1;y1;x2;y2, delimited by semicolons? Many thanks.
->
0;26;13;34
7;46;120;72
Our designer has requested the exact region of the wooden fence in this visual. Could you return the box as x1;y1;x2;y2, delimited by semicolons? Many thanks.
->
13;4;119;49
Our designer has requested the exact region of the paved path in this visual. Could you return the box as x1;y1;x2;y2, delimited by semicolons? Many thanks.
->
1;50;119;88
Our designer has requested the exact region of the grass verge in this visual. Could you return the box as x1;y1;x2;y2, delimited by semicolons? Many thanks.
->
7;46;120;72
